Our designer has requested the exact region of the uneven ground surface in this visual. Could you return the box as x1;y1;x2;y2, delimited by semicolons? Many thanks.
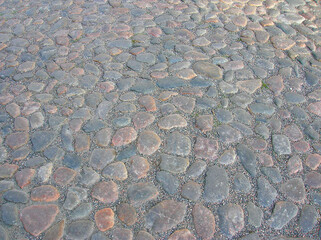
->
0;0;321;239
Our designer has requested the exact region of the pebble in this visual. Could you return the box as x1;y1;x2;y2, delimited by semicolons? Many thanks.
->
194;136;219;161
269;201;298;230
204;166;229;203
137;131;161;155
145;200;186;233
165;131;191;156
218;204;244;237
128;182;158;205
66;220;94;240
257;177;277;207
94;208;114;232
280;178;306;203
192;204;215;239
157;171;179;195
91;181;118;204
160;154;189;174
247;202;263;228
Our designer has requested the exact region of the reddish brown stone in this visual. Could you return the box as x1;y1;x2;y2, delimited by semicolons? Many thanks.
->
305;171;321;188
74;134;90;152
0;163;19;179
20;204;59;236
308;102;321;117
257;153;273;167
22;102;41;116
15;168;36;189
43;220;65;240
132;112;155;130
177;69;197;80
266;76;284;96
196;115;213;133
192;204;215;240
293;141;310;153
0;93;14;105
14;117;29;131
248;138;267;151
53;167;77;186
137;131;161;156
31;185;60;202
6;102;20;118
147;27;162;37
139;95;156;112
97;81;115;93
117;203;137;226
6;132;29;150
168;229;196;240
306;154;321;170
112;127;137;147
271;36;295;50
130;156;150;179
287;156;303;175
284;124;303;141
194;137;219;161
158;114;187;130
95;208;114;232
91;181;118;204
150;71;168;79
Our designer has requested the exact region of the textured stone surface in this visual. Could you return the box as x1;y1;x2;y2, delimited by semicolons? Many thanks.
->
192;204;215;240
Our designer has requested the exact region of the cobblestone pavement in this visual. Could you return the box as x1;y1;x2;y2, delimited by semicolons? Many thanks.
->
0;0;321;239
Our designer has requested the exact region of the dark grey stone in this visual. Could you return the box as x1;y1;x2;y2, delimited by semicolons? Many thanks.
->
257;177;277;208
261;167;282;184
236;144;257;177
218;204;244;237
63;153;82;170
272;135;291;155
66;220;94;240
31;131;56;152
234;173;251;193
204;166;229;203
156;171;179;195
3;189;28;203
269;201;298;230
246;202;263;228
299;205;318;233
1;203;19;226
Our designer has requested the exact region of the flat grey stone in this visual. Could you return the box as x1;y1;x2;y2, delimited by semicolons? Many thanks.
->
234;173;251;193
165;132;191;156
31;131;56;152
160;154;189;174
236;144;257;177
269;201;298;230
272;135;291;155
145;200;186;233
261;167;282;184
1;203;19;226
156;171;179;195
218;204;244;237
66;220;94;240
186;160;206;179
128;182;158;205
217;125;242;144
70;203;93;220
204;166;229;203
257;177;278;208
280;178;306;203
3;189;28;203
246;202;263;228
157;77;187;89
299;205;318;233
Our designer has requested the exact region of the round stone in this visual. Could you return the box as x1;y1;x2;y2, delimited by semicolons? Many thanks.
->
91;181;118;204
117;203;137;226
192;204;215;240
137;131;161;155
31;185;60;202
95;208;114;232
112;127;137;147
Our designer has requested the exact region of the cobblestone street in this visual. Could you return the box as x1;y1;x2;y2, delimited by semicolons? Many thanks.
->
0;0;321;239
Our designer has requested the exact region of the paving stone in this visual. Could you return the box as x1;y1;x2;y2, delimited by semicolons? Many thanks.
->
112;127;137;147
299;205;318;233
237;144;257;177
158;114;187;130
168;229;196;240
95;208;114;232
137;131;161;155
31;185;60;202
117;203;137;226
130;156;149;179
195;115;213;133
63;153;82;170
204;166;229;203
15;168;35;189
156;171;179;195
3;189;28;203
90;149;115;171
234;173;251;193
94;128;113;147
43;220;65;240
192;204;215;240
102;162;128;181
70;203;93;220
91;181;118;204
165;131;191;156
246;202;263;228
1;203;19;226
139;95;156;112
218;204;244;238
20;204;59;237
305;171;321;189
31;131;55;152
194;136;219;161
172;96;195;114
145;200;186;233
280;178;306;203
269;201;298;230
257;177;278;208
112;228;133;240
272;135;291;155
181;181;201;201
6;132;29;150
157;77;187;89
308;102;321;117
193;61;222;80
186;160;206;179
53;167;76;186
128;182;158;205
219;148;237;165
287;155;303;175
66;220;94;240
261;167;282;184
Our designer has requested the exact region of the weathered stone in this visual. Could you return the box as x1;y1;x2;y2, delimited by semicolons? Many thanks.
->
246;202;263;228
266;75;284;95
53;167;76;186
234;173;251;193
137;131;161;155
195;115;213;133
194;137;219;161
117;203;137;226
15;168;35;188
204;166;229;203
112;127;137;147
217;125;242;144
139;95;156;111
102;162;127;181
145;200;186;233
112;228;133;240
280;178;306;203
257;177;278;207
165;131;191;156
94;128;113;147
160;154;189;174
287;155;303;175
272;135;291;155
91;181;118;204
130;156;149;179
158;114;187;130
186;160;207;179
308;102;321;117
128;182;158;205
156;171;179;195
20;205;59;237
305;171;321;188
43;220;65;240
181;181;201;201
90;148;115;171
66;220;94;240
269;201;298;230
192;204;215;240
31;185;60;202
218;204;244;237
133;112;155;130
236;80;262;94
95;208;114;232
70;203;93;221
299;205;318;233
237;144;257;177
168;229;196;240
63;153;82;170
172;96;195;114
31;131;55;152
3;189;28;203
6;132;29;150
1;203;19;226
